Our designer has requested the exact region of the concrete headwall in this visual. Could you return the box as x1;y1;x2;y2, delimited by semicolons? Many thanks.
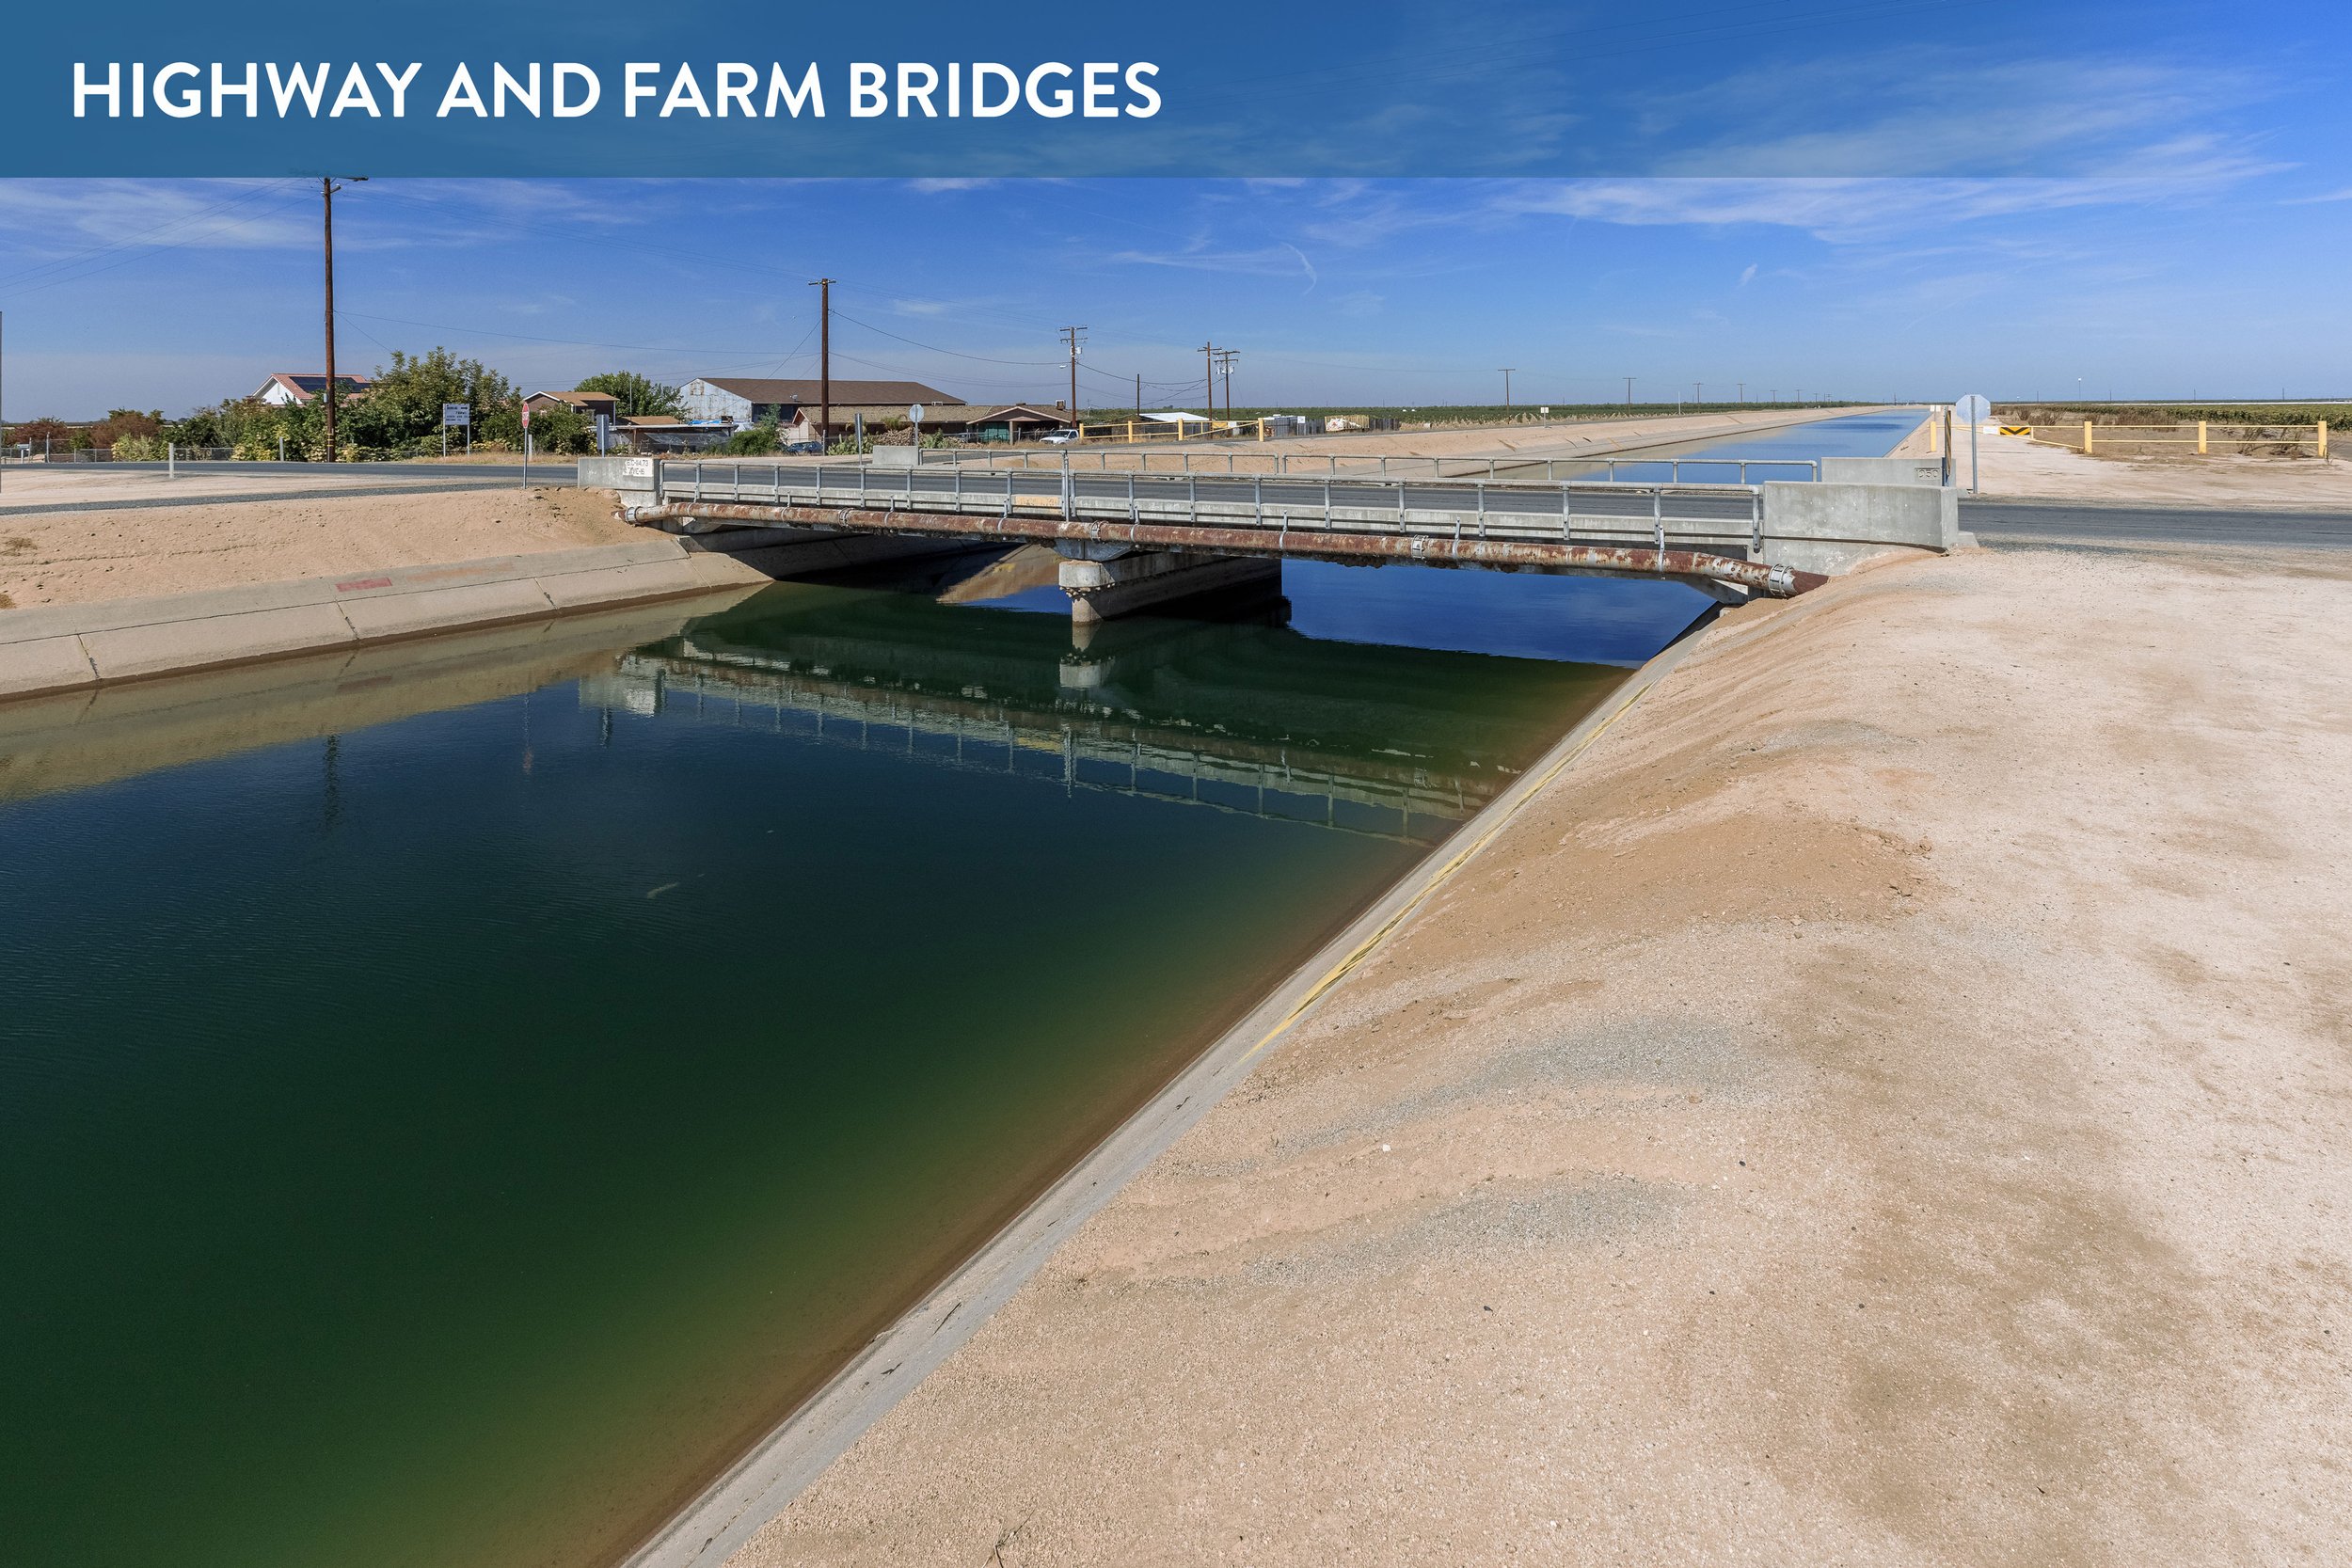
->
1820;456;1948;487
577;455;653;490
1762;482;1962;576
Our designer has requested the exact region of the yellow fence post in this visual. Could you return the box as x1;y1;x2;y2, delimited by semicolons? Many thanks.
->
2084;420;2094;454
2319;421;2329;460
2198;421;2207;454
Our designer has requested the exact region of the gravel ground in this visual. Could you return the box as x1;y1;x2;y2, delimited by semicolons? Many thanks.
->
1967;430;2352;507
724;542;2352;1567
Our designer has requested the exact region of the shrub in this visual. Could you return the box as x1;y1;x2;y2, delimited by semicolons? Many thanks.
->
722;419;781;456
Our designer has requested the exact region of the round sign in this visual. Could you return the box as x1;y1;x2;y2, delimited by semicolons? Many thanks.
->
1953;393;1991;424
909;404;925;426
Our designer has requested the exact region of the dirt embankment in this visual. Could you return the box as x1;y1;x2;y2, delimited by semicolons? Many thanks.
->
0;486;636;610
730;543;2352;1567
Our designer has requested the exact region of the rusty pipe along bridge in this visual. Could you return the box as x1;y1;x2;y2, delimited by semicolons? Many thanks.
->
592;454;1962;621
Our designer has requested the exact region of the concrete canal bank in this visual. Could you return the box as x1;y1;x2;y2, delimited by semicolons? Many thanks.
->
701;541;2352;1567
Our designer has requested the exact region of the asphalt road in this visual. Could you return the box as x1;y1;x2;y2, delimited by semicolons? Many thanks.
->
1962;498;2352;549
70;459;583;483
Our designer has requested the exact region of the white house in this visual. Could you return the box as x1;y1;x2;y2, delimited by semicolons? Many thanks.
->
676;376;963;438
254;372;373;406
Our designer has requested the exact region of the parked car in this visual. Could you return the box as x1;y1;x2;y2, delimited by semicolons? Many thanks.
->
784;440;824;454
1040;429;1078;445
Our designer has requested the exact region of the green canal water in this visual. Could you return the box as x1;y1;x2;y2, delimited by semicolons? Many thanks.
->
1;552;1708;1568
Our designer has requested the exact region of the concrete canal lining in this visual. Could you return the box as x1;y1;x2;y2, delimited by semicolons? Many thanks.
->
0;536;869;702
613;607;1722;1568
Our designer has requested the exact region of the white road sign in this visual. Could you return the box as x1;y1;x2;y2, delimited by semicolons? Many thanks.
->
442;403;469;426
909;403;925;426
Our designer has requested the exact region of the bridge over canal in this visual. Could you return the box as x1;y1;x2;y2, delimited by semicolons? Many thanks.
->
585;452;1961;624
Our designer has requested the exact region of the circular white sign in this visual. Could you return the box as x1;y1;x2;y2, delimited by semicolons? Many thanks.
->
1954;393;1991;424
909;404;925;426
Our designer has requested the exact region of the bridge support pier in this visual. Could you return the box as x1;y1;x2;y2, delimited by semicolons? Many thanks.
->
1055;545;1281;625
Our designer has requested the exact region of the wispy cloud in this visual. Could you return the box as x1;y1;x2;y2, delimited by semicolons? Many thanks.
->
1490;142;2279;245
1738;262;1756;287
1105;243;1319;285
0;179;316;259
1640;49;2269;179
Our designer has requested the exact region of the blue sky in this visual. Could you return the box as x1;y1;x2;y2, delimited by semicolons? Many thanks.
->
2;5;2347;419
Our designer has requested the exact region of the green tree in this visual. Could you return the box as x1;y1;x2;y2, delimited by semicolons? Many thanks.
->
343;347;517;455
523;402;594;455
574;371;681;419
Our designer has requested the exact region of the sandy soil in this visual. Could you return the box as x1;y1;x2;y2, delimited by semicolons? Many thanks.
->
729;541;2352;1567
1969;431;2352;507
0;486;637;610
969;408;1888;473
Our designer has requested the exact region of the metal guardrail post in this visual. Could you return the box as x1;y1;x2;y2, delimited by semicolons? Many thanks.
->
1752;489;1765;558
1652;489;1665;563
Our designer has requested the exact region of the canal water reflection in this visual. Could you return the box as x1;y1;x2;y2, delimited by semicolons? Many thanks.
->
1;552;1708;1568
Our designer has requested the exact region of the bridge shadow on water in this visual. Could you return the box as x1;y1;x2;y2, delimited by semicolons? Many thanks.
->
607;546;1704;846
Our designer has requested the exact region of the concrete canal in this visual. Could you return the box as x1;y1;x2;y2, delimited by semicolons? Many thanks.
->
2;549;1711;1568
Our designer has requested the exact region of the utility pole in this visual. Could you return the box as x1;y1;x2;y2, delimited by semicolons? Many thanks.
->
1214;348;1239;416
809;278;834;441
1623;376;1634;408
321;176;364;463
1498;368;1516;408
1200;341;1215;417
1694;381;1703;404
1060;325;1087;420
1738;381;1745;404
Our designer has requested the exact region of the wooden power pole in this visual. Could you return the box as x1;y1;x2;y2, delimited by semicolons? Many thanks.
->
809;277;834;440
1060;325;1087;420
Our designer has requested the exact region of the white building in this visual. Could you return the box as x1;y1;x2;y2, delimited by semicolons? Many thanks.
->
253;372;373;406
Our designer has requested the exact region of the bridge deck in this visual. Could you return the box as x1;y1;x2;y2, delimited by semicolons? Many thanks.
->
616;461;1820;598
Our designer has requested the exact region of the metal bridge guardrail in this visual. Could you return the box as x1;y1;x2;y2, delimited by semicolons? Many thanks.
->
644;459;1772;559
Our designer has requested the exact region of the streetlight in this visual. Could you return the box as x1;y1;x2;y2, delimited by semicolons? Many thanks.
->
322;176;367;463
